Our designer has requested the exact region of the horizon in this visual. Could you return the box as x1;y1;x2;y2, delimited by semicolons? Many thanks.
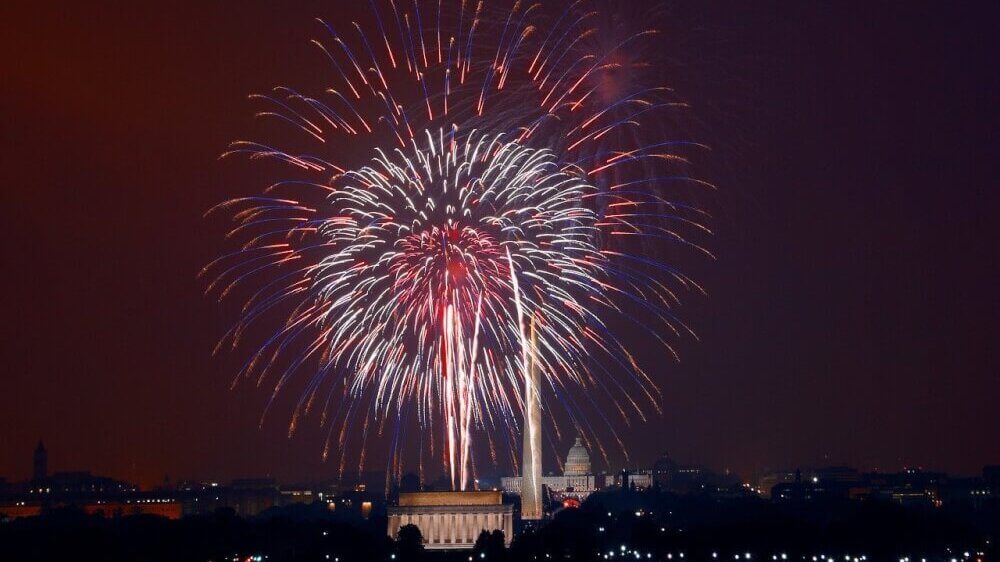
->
4;438;995;489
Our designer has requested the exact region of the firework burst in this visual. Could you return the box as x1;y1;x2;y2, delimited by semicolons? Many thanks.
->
204;0;710;490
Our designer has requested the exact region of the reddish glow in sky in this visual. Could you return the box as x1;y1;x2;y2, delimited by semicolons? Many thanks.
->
1;1;995;487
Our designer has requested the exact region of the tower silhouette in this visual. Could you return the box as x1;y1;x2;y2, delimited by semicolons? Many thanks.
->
521;315;543;520
33;440;47;482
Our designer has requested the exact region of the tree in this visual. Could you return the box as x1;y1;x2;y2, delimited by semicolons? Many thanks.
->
474;529;507;560
396;523;424;561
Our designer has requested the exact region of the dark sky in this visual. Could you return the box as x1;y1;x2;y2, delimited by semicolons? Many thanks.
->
1;1;996;487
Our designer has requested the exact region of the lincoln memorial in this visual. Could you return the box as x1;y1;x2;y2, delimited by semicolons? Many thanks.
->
387;491;514;550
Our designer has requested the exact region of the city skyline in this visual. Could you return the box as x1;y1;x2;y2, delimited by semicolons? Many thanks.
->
4;436;997;491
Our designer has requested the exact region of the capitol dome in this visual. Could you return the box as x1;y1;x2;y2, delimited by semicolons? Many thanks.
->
563;437;591;476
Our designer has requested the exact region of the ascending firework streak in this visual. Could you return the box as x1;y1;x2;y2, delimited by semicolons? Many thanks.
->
204;0;711;491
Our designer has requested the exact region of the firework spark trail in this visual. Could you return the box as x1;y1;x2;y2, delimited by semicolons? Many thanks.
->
205;0;710;490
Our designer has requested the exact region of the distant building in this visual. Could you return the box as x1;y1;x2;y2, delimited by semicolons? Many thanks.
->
173;480;227;516
757;470;799;498
83;500;182;520
867;468;944;507
939;476;993;508
278;486;315;507
0;502;42;521
762;466;975;506
387;491;513;550
771;470;844;502
612;469;653;489
32;441;47;483
758;466;861;499
502;440;660;505
983;465;1000;487
651;453;740;496
502;438;601;501
228;478;279;517
42;471;135;495
651;454;678;488
564;437;591;475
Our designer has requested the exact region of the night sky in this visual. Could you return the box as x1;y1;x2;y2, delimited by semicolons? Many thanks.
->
1;1;996;488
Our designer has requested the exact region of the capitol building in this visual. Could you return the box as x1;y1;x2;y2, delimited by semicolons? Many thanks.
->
502;437;602;500
385;437;655;549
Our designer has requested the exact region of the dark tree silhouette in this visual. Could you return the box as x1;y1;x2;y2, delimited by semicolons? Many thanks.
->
474;529;507;560
396;522;424;561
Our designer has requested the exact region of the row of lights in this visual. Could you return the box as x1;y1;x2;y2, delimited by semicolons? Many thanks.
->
598;547;983;562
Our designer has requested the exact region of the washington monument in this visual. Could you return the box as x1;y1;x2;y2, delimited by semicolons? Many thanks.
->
521;315;543;519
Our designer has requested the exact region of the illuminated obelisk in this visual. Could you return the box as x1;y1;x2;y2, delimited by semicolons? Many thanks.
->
521;315;543;520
